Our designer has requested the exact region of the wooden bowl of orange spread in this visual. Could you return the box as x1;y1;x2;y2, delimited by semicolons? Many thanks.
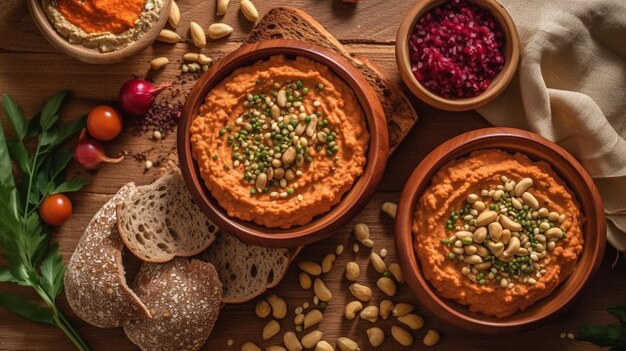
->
27;0;171;64
395;127;606;333
178;39;389;248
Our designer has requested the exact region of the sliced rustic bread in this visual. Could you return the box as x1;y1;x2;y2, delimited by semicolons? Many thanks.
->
64;183;151;328
244;6;418;152
116;170;218;263
124;258;222;351
198;232;290;303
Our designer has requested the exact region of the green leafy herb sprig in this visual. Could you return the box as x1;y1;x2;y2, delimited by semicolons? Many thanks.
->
0;92;90;351
577;306;626;351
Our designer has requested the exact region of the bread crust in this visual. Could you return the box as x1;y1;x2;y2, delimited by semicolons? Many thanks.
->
198;232;291;304
123;258;222;351
116;170;218;263
64;183;151;328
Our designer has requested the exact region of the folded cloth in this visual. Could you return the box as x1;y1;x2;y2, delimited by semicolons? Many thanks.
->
478;0;626;250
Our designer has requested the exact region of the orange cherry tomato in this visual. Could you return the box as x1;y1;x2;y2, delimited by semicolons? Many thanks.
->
87;105;123;141
40;194;73;226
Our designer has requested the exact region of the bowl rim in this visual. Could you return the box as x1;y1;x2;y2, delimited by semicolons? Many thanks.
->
177;39;389;248
395;0;520;111
394;127;606;333
26;0;171;64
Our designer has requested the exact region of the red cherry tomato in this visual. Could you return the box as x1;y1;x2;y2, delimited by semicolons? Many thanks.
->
87;105;123;141
40;194;73;226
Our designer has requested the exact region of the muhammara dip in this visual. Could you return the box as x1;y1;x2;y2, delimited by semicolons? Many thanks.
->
413;149;583;318
42;0;164;52
191;55;369;228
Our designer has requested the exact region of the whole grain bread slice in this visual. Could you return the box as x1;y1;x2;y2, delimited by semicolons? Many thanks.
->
244;6;418;152
197;232;290;304
64;183;151;328
116;170;218;263
124;258;222;351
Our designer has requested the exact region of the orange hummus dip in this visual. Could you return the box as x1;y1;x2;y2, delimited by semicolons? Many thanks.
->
191;55;369;228
412;149;583;318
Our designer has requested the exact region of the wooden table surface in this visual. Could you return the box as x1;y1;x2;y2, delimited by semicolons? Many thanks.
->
1;0;624;350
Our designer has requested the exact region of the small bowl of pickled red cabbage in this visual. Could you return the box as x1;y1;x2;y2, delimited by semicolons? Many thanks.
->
396;0;520;111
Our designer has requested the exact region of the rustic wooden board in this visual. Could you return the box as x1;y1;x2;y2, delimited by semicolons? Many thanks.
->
1;0;625;350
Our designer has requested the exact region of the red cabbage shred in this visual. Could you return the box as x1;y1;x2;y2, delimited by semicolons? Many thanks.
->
409;0;505;99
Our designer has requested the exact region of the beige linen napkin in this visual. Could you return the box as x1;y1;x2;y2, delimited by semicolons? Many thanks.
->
477;0;626;250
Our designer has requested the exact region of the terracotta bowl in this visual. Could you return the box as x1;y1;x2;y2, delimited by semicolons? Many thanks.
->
395;127;606;333
178;39;389;248
27;0;171;64
396;0;520;111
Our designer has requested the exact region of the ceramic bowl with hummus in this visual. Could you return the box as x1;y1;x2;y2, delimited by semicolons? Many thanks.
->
395;128;606;333
178;40;388;248
27;0;171;63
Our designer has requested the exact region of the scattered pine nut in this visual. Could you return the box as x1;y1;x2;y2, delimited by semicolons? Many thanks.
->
382;202;397;219
336;244;344;255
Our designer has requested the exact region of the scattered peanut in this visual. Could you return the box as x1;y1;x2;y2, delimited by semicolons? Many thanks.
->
313;278;333;302
392;303;414;317
362;238;374;248
207;23;234;40
344;300;363;320
337;337;360;351
366;327;385;347
298;272;312;290
376;277;397;296
303;309;323;329
283;332;303;351
369;252;386;273
301;330;324;349
267;295;287;319
157;29;180;43
168;0;180;27
189;22;206;48
144;160;153;170
197;54;212;65
182;52;199;62
382;202;397;219
398;313;424;330
242;342;262;351
348;283;372;301
379;299;394;320
227;339;234;346
216;0;230;16
391;326;413;346
255;300;271;318
345;262;360;282
388;263;405;283
423;329;440;346
150;57;169;70
266;346;287;351
321;253;336;274
354;223;370;242
262;320;280;340
352;243;359;253
359;305;379;323
240;0;259;22
298;261;322;276
315;340;335;351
